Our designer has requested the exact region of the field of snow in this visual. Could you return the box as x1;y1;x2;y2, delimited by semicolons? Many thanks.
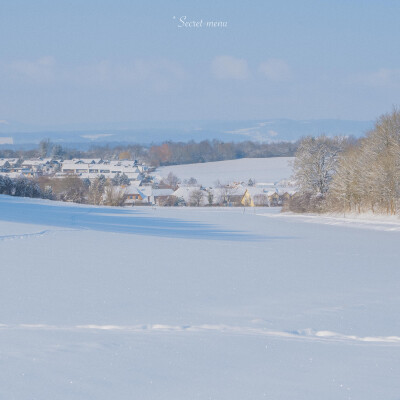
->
156;157;293;186
1;194;400;399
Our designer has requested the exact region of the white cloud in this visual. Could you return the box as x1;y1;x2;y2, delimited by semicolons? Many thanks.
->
0;120;9;125
77;59;183;82
70;59;188;92
353;68;400;88
8;56;56;82
3;57;187;92
211;55;249;80
268;130;278;137
258;59;291;82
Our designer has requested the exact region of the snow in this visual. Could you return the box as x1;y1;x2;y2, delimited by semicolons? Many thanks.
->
262;211;400;232
156;157;294;186
1;194;400;399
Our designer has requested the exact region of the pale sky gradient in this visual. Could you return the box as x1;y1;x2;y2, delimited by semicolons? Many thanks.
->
1;0;400;126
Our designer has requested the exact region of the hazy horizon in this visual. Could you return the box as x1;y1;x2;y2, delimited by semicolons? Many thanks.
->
0;118;374;148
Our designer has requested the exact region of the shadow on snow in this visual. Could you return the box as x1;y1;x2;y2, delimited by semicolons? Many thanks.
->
0;196;285;242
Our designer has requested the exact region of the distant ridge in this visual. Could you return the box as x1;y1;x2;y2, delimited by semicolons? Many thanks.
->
0;119;373;149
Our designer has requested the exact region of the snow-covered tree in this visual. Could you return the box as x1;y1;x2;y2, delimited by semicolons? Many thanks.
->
293;135;344;198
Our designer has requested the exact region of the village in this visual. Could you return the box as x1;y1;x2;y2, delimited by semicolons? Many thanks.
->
0;156;296;207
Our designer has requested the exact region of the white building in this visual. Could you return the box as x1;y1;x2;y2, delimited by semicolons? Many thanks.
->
61;159;144;182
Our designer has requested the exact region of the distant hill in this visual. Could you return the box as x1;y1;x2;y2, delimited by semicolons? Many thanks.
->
156;157;294;187
0;119;373;149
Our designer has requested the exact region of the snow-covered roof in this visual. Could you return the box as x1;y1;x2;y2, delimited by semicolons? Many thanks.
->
22;159;49;167
212;186;247;196
245;187;277;197
153;188;174;197
276;187;297;195
0;158;19;167
62;158;103;165
0;172;22;178
125;185;147;197
173;186;207;204
128;180;142;187
138;186;153;196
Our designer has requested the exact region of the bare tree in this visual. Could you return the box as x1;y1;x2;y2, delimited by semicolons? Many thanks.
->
157;195;179;207
103;185;127;206
324;108;400;215
189;189;204;206
187;177;198;185
162;172;180;189
207;189;214;206
253;194;269;206
53;176;87;203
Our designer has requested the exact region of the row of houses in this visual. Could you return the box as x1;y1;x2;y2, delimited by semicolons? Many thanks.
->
0;158;61;178
0;157;148;184
123;183;296;207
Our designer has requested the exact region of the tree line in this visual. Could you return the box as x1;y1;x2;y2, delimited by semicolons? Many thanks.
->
0;139;298;166
0;176;48;199
286;108;400;215
147;140;298;166
0;175;126;206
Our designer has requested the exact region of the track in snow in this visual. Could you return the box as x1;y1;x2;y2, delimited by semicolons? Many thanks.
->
1;323;399;346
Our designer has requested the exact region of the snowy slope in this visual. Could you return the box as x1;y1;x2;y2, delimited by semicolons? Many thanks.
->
156;157;293;186
1;195;400;399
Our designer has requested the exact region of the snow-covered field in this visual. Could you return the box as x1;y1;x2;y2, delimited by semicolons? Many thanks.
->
1;194;400;399
157;157;293;186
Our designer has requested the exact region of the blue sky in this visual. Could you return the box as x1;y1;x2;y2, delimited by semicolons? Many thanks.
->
1;0;400;127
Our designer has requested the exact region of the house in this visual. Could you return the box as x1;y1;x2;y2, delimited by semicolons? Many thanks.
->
0;158;20;172
241;187;280;207
210;185;246;206
241;187;267;207
172;186;207;206
276;187;296;205
20;158;60;175
241;186;296;207
152;188;175;205
124;186;149;205
0;160;11;171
